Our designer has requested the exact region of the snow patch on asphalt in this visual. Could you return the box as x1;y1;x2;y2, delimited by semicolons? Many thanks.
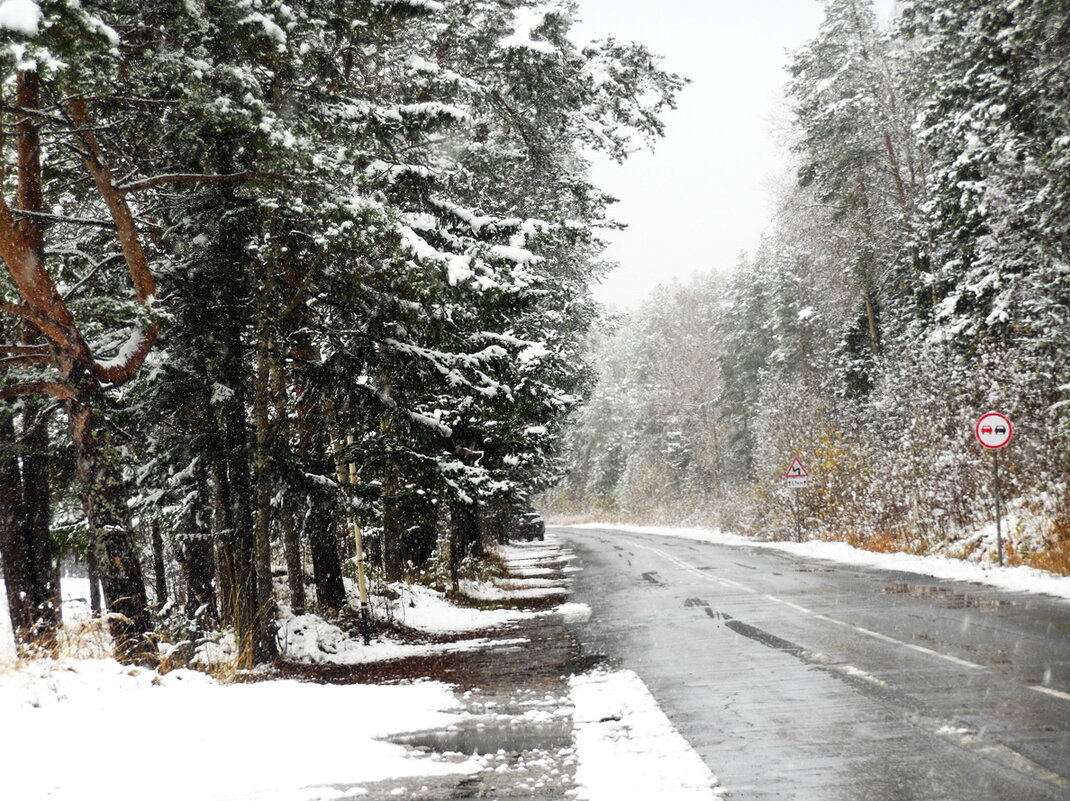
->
563;523;1070;601
569;669;724;800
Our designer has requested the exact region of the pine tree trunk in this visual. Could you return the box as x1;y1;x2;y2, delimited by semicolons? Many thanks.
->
382;490;404;583
0;71;60;653
67;383;155;665
211;459;235;627
86;548;102;618
221;386;257;667
280;507;304;614
270;342;305;614
384;493;437;581
150;522;167;608
252;320;278;661
307;497;345;612
449;501;480;594
21;401;58;642
178;465;218;626
296;353;344;614
0;414;34;648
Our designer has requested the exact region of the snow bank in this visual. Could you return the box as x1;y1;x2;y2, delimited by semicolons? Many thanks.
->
564;523;1070;601
0;578;15;664
0;658;479;801
388;583;538;632
278;608;527;666
460;579;567;601
569;669;724;800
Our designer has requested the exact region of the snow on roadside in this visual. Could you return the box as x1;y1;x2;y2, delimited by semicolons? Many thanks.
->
569;669;724;800
460;578;567;601
278;607;529;665
0;577;15;664
387;582;538;632
563;523;1070;601
0;658;480;801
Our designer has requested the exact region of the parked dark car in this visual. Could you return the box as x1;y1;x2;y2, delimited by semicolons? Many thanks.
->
515;511;545;541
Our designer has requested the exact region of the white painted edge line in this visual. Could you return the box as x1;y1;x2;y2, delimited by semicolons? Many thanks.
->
1030;685;1070;702
634;542;989;672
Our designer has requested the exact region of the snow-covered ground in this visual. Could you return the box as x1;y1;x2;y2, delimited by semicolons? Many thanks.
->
0;659;481;801
0;534;726;801
563;523;1070;601
570;669;725;800
0;575;100;665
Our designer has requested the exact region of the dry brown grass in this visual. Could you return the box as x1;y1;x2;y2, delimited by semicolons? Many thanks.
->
1023;540;1070;576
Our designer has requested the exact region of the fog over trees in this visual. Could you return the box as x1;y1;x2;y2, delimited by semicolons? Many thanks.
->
547;0;1070;574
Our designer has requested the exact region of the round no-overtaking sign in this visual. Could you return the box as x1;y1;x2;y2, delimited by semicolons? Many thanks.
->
975;412;1013;450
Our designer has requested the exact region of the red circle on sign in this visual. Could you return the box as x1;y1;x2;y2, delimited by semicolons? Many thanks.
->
975;412;1013;449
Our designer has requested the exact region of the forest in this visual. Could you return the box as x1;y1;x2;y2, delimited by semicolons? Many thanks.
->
547;0;1070;575
0;0;681;666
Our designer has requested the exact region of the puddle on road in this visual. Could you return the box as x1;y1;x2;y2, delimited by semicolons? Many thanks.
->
391;719;572;756
884;582;1014;609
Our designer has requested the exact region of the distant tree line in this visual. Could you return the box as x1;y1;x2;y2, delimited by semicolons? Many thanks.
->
0;0;682;665
548;0;1070;573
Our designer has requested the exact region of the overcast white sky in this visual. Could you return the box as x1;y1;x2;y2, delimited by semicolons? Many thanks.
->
571;0;895;309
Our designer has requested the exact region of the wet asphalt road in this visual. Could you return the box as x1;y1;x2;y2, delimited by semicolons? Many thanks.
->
555;525;1070;801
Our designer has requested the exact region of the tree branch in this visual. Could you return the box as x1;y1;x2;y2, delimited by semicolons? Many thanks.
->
0;344;50;355
117;171;285;193
68;98;159;387
0;381;74;401
11;209;117;229
0;353;52;369
0;300;70;349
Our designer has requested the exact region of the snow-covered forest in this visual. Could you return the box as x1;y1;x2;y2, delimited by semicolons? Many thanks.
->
0;0;682;665
546;0;1070;574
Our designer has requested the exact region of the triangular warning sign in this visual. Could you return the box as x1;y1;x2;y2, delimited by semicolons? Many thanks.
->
785;457;808;478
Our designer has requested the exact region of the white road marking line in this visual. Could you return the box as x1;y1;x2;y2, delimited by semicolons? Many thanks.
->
634;541;986;671
617;534;1070;792
1030;685;1070;702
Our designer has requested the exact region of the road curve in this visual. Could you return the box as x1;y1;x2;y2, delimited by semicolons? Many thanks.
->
555;525;1070;801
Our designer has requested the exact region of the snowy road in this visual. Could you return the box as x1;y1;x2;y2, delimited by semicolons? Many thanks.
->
556;525;1070;801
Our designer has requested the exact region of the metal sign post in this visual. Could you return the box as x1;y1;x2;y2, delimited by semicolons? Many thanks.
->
974;412;1013;567
785;456;809;542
